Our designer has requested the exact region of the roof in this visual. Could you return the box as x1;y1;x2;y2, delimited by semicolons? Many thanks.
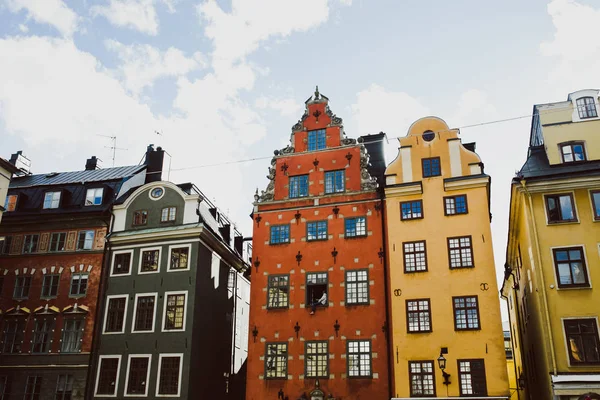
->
9;165;145;189
517;146;600;181
0;158;19;174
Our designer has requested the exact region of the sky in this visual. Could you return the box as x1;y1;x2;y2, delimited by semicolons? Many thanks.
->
1;0;599;319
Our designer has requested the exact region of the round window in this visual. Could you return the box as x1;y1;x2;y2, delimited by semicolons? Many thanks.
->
150;187;164;199
422;130;435;142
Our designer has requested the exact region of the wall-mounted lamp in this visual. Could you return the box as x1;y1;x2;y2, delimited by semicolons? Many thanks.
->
332;206;339;217
345;152;353;163
255;214;262;226
281;162;289;175
313;158;319;167
295;211;302;223
294;322;301;338
437;349;451;386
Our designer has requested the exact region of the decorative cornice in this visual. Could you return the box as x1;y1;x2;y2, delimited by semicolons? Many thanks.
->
384;182;423;197
444;175;489;191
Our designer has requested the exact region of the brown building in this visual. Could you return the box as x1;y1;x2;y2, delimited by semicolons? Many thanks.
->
246;89;390;400
0;147;162;400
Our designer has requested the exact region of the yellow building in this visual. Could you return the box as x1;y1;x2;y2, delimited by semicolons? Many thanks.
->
0;155;20;223
501;89;600;399
384;117;509;399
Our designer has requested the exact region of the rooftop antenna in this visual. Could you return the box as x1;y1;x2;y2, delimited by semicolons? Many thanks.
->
97;135;128;167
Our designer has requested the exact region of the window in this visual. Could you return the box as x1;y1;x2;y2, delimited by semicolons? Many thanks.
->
267;275;289;309
400;200;423;220
325;170;345;194
55;374;73;400
289;175;309;198
444;195;468;215
112;251;132;275
85;188;104;206
22;234;39;254
95;356;120;396
453;296;480;330
448;236;474;268
13;276;31;298
553;247;589;288
133;294;157;332
70;273;88;296
41;274;59;298
409;361;435;396
104;296;127;333
157;354;182;396
347;340;372;378
564;319;600;364
560;142;586;163
307;221;327;241
1;319;25;353
422;157;441;178
406;299;431;333
23;376;41;400
590;191;600;220
0;236;12;255
403;241;427;273
77;230;95;250
43;191;61;209
305;341;328;378
265;343;288;379
49;232;66;252
140;248;160;273
346;269;369;305
504;331;513;359
161;207;177;222
270;225;290;244
576;96;598;119
4;194;17;212
306;272;328;308
0;376;11;400
133;210;148;226
61;318;84;353
163;292;187;331
169;246;189;270
345;217;366;238
125;355;151;396
308;129;326;151
458;359;487;396
545;193;577;223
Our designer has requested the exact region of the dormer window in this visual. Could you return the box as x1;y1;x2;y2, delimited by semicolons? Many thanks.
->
85;188;104;206
4;195;17;212
560;142;586;163
308;129;326;151
576;97;598;119
43;191;61;209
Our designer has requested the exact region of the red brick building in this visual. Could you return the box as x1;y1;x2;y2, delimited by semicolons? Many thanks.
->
247;89;390;399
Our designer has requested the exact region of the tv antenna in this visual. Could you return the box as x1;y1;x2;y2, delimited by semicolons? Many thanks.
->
97;135;128;167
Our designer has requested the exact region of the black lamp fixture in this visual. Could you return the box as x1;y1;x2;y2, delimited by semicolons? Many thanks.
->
313;158;319;167
345;152;353;163
437;348;451;386
295;211;302;223
333;319;340;337
281;162;289;175
332;206;340;217
294;321;301;338
255;214;262;226
331;247;338;264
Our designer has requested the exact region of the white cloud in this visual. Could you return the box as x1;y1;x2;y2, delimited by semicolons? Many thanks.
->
255;96;302;117
449;89;498;128
18;24;28;33
91;0;159;35
105;40;207;95
6;0;79;37
338;0;352;5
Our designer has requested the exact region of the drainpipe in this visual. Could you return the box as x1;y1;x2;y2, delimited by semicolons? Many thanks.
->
520;180;557;376
379;196;394;399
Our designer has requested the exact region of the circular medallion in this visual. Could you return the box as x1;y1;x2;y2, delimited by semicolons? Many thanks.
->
150;187;164;199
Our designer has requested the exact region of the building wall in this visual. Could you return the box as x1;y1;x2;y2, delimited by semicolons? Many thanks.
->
0;163;13;223
384;117;509;398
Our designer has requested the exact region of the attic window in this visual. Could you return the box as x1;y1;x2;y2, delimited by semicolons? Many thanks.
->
422;130;435;142
43;192;61;209
4;195;17;212
85;188;104;206
576;97;598;119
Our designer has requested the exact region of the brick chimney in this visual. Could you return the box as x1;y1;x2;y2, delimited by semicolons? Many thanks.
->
144;144;164;184
85;156;99;171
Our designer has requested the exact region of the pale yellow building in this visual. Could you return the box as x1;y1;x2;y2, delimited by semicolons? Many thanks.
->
385;117;509;399
502;89;600;399
0;156;19;223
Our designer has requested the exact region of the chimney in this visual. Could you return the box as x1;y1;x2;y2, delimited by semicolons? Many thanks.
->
144;144;165;184
219;224;231;245
9;151;31;175
85;156;99;171
234;235;243;256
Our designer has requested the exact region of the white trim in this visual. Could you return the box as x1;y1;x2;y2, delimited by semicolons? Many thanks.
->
542;190;580;226
124;354;152;397
110;249;134;277
102;295;129;335
161;291;188;333
111;238;201;250
94;355;122;397
560;316;600;368
549;244;592;290
400;147;412;183
131;293;158;334
167;244;192;272
112;181;198;211
138;247;162;275
156;353;184;397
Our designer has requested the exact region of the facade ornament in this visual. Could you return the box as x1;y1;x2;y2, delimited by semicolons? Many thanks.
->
341;137;356;146
359;144;378;191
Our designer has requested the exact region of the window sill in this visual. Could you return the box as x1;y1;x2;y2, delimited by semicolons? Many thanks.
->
40;296;58;300
556;285;591;290
267;307;290;311
449;265;475;270
269;242;291;246
307;238;329;242
167;267;190;272
404;270;428;274
69;294;87;299
138;270;160;275
345;302;369;307
445;213;469;217
407;330;432;334
401;217;424;221
344;235;367;240
546;220;579;226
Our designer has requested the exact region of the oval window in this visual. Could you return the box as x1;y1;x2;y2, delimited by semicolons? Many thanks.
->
423;130;435;142
150;187;164;199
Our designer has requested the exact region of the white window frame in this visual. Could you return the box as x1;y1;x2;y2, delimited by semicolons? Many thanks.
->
124;354;152;397
138;247;162;275
156;353;184;397
168;244;191;272
110;249;134;277
161;291;188;333
131;292;158;334
43;191;61;209
85;188;104;206
102;295;129;335
161;207;177;222
94;355;122;398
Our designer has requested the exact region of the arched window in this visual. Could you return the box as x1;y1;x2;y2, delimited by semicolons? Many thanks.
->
576;96;598;119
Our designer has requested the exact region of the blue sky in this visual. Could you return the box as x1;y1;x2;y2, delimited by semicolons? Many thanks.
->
1;0;599;314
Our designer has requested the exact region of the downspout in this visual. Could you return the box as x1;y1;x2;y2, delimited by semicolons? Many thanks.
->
520;180;557;376
379;195;393;399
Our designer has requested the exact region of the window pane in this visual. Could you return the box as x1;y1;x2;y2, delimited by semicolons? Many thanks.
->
559;196;574;220
593;192;600;219
159;357;181;394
